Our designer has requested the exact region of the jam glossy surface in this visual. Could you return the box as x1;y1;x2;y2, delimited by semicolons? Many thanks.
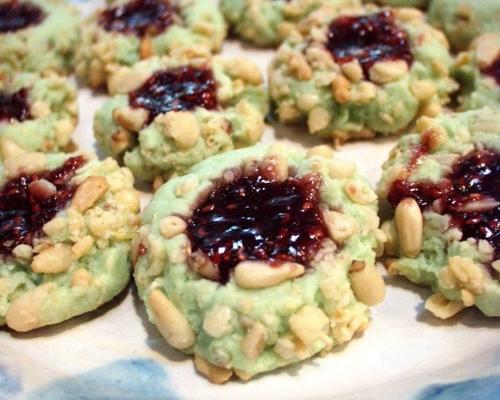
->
0;156;86;255
129;66;218;122
326;10;413;77
187;171;328;283
0;89;31;123
482;56;500;85
0;0;45;33
99;0;175;37
388;149;500;256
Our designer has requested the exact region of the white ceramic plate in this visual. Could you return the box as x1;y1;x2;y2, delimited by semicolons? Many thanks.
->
1;1;499;399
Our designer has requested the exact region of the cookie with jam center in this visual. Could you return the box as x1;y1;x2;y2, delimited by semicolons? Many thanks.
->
428;0;500;51
452;34;500;111
0;0;80;74
94;56;268;184
76;0;226;90
378;108;500;319
134;143;385;382
268;4;457;141
0;71;78;154
220;0;359;47
0;151;141;331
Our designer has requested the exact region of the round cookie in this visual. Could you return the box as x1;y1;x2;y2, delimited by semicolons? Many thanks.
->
428;0;500;51
94;56;268;183
0;151;141;331
0;0;80;75
76;0;226;89
221;0;360;47
378;108;500;319
268;4;457;142
452;34;500;111
134;143;385;382
0;71;78;153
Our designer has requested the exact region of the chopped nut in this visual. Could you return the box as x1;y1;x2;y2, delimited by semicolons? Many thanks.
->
344;180;377;205
380;220;398;256
473;33;500;69
111;128;133;154
30;101;50;118
331;75;351;103
55;119;75;147
194;355;233;384
31;244;73;273
341;60;363;83
189;250;219;280
4;152;46;179
306;145;334;159
369;60;408;84
158;111;200;150
139;36;154;59
273;337;296;360
160;216;187;239
323;210;357;243
289;305;329;347
72;236;94;259
261;154;288;182
289;54;313;81
241;322;267;360
72;176;109;212
234;261;305;289
43;217;66;237
6;283;55;332
329;158;356;179
410;80;437;102
349;261;386;306
203;306;232;338
223;58;263;85
308;107;331;133
107;67;151;94
12;244;33;260
112;106;149;132
425;293;464;319
394;198;423;258
115;188;141;213
71;268;93;287
148;289;195;350
0;138;25;160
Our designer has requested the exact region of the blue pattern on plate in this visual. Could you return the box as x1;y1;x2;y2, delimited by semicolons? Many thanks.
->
417;375;500;400
0;365;22;400
28;358;177;400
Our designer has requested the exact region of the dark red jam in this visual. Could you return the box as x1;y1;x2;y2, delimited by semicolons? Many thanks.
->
99;0;175;37
0;0;45;33
388;148;500;257
326;10;413;78
481;56;500;85
187;171;328;284
129;66;218;122
0;89;31;123
0;156;86;255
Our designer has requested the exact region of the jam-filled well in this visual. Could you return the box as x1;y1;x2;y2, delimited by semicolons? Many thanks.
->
0;0;45;33
187;170;328;284
0;89;31;123
129;66;218;122
0;156;86;255
388;148;500;257
99;0;175;37
326;10;413;78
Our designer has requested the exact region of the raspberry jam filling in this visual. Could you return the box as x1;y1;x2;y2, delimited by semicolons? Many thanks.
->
129;66;218;122
481;56;500;85
187;170;328;284
99;0;175;37
326;10;413;78
0;89;31;123
388;149;500;257
0;0;45;33
0;156;86;255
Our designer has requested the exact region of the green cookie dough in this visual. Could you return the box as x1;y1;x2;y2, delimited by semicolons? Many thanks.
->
452;34;500;111
0;152;141;331
0;0;80;75
0;71;78;153
221;0;360;47
76;0;227;89
428;0;500;51
268;4;457;142
134;143;385;382
94;56;268;183
378;108;500;319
